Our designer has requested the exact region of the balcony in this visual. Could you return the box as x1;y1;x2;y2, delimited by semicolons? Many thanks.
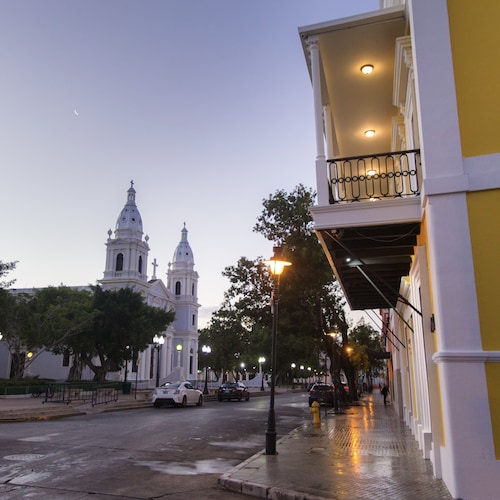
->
311;150;422;311
328;149;421;204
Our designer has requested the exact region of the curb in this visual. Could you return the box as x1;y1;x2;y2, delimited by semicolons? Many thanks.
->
0;400;151;423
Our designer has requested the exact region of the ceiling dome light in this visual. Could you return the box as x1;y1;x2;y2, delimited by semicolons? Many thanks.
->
360;64;374;75
364;129;375;138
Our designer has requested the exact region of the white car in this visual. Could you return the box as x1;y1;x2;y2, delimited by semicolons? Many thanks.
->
152;381;203;408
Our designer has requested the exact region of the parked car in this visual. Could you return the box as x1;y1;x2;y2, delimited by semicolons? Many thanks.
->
152;381;203;408
308;383;335;407
217;382;250;402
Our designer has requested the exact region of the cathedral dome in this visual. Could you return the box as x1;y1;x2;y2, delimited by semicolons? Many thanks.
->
115;181;143;238
172;224;194;269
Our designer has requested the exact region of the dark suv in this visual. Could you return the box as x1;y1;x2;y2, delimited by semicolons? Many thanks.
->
217;382;250;401
308;383;334;407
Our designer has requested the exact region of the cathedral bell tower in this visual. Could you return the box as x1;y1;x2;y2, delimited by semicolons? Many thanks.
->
101;181;150;289
167;224;200;379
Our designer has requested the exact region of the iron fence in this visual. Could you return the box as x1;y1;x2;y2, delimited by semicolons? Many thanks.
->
41;383;119;406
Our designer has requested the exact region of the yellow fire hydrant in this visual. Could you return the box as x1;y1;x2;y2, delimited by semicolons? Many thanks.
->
310;400;321;426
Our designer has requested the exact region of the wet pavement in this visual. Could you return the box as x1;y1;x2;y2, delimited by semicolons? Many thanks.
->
219;393;452;499
0;390;452;499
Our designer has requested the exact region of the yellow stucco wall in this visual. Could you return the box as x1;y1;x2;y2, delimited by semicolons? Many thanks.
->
447;0;500;157
468;190;500;457
416;215;445;446
467;191;500;351
449;0;500;457
485;364;500;459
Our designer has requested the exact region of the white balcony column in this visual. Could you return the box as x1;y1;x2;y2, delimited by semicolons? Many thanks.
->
307;35;329;206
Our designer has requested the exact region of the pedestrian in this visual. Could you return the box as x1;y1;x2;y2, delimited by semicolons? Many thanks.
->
381;384;389;405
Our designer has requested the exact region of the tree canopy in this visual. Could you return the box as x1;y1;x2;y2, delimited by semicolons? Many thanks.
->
0;285;174;381
0;260;17;288
204;184;357;391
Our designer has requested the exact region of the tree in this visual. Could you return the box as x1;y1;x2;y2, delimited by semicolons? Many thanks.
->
0;291;36;379
0;285;174;382
1;286;96;380
254;185;354;392
198;304;258;382
205;185;353;392
0;260;17;288
29;286;96;381
348;319;387;392
78;287;175;382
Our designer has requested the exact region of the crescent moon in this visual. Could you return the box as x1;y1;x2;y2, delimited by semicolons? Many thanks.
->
74;109;79;116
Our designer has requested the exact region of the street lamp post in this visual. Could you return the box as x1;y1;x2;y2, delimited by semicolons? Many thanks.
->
202;345;211;395
264;246;291;455
152;334;165;387
259;357;266;391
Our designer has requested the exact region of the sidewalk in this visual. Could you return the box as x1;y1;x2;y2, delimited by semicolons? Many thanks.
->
219;393;452;500
0;391;452;499
0;391;152;422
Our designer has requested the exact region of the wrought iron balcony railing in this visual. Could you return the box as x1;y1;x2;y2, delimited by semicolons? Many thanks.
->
327;149;421;203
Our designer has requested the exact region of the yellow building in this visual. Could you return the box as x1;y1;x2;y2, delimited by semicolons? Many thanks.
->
299;1;500;498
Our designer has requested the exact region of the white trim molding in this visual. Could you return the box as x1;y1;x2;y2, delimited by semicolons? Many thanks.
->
433;350;500;363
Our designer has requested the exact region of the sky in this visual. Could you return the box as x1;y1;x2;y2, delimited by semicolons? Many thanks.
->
1;0;379;328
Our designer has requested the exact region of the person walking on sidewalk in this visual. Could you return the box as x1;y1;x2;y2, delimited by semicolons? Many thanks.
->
381;384;389;405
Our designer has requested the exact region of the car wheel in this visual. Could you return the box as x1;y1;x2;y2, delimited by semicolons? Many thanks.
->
196;395;203;406
245;395;250;401
180;396;187;408
153;402;160;408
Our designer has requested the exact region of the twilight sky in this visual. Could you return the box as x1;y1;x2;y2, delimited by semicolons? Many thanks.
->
1;0;379;327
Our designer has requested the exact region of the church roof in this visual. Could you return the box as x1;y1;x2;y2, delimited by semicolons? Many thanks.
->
115;181;143;238
171;224;194;269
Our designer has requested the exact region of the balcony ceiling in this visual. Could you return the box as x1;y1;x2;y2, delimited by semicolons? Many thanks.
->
299;7;406;158
317;222;420;311
300;8;419;311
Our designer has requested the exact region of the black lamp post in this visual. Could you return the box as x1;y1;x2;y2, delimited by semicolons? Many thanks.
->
152;334;165;387
264;246;291;455
202;345;211;395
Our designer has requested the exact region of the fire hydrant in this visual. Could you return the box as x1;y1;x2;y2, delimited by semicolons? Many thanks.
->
310;400;321;426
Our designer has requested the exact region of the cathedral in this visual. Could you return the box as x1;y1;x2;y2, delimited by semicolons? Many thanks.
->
100;181;200;386
1;182;200;387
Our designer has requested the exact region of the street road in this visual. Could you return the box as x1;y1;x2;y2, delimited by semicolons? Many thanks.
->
0;391;310;499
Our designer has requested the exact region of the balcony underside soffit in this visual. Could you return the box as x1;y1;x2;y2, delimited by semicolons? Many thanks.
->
317;222;420;311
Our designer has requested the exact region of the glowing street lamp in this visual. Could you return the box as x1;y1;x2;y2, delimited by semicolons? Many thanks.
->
259;357;266;391
291;362;296;389
152;334;165;387
201;345;211;395
176;343;183;368
264;246;291;455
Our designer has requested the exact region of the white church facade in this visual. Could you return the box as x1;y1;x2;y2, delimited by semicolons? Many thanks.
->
1;183;200;388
